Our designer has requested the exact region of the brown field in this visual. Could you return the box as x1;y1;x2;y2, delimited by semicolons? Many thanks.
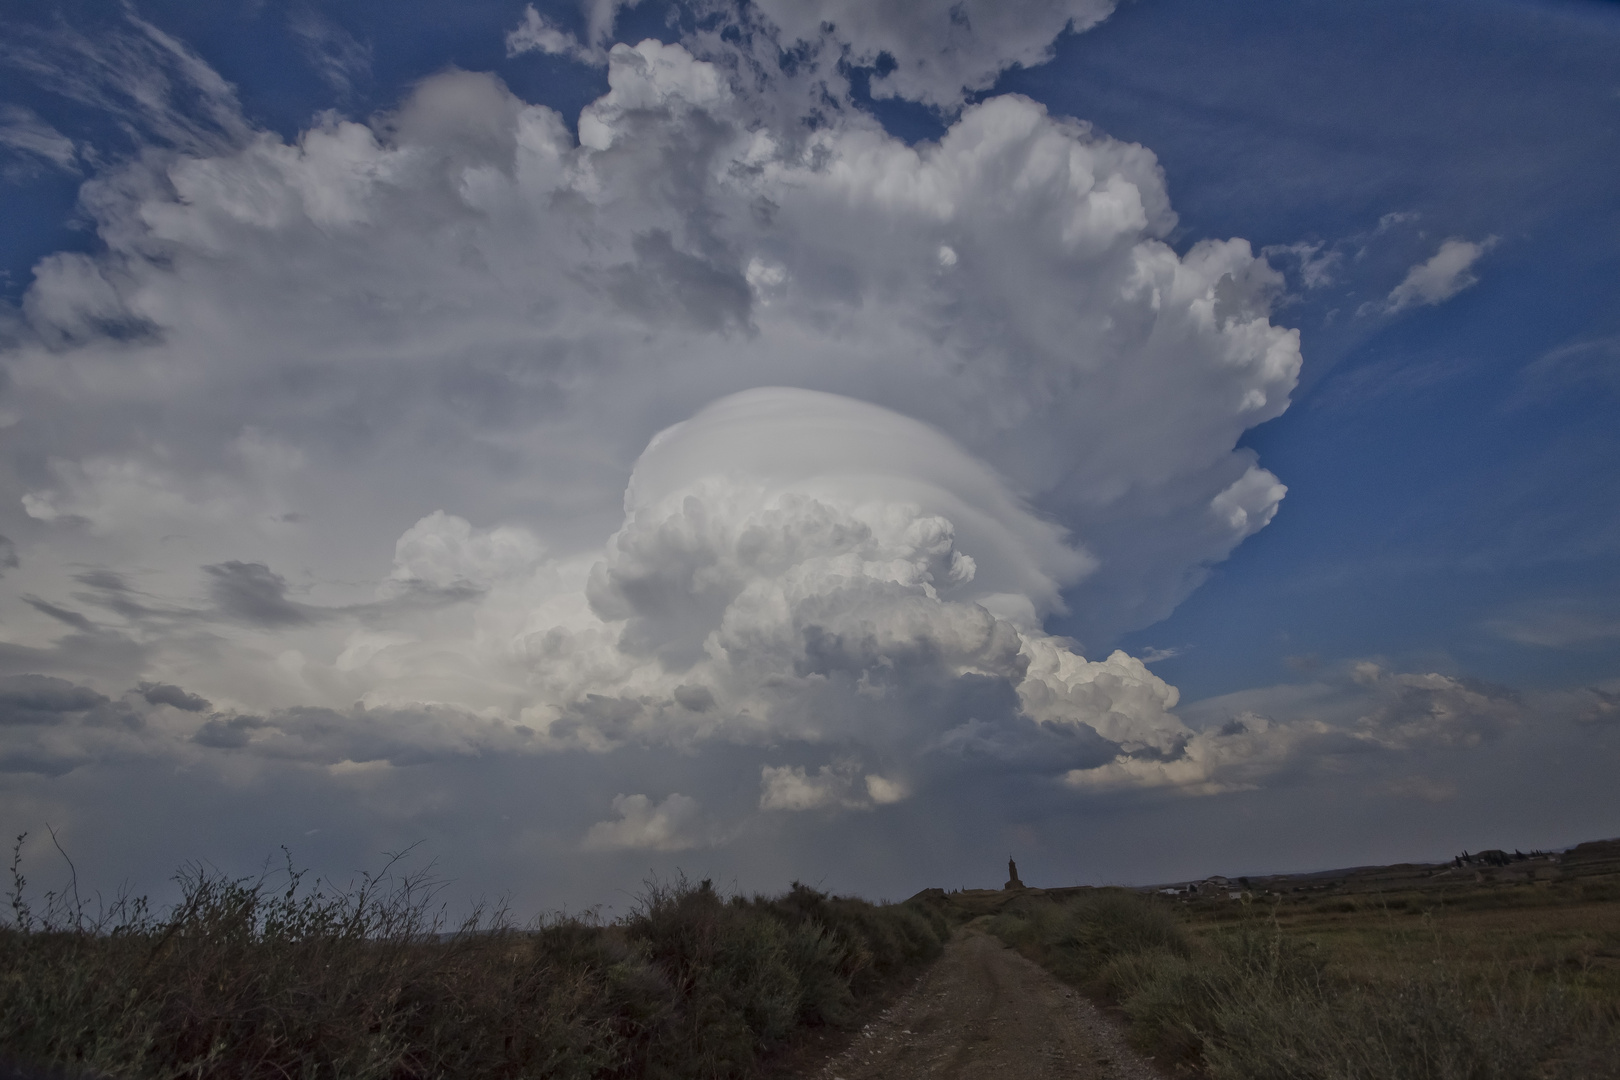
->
938;838;1620;1079
1177;838;1620;1003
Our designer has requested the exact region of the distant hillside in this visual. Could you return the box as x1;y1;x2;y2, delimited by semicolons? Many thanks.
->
909;836;1620;916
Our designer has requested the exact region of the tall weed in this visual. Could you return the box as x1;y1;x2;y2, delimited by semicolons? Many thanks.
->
990;889;1620;1080
0;840;942;1079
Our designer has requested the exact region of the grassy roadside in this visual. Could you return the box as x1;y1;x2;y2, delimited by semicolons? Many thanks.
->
0;841;946;1079
984;887;1620;1079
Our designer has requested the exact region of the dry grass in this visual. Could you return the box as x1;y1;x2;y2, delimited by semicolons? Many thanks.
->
983;882;1620;1079
1207;888;1620;1004
0;836;946;1079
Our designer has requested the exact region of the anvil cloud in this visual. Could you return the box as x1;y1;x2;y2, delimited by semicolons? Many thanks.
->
11;0;1513;905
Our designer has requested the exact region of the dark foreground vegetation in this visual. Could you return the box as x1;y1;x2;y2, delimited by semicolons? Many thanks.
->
973;846;1620;1080
0;839;945;1079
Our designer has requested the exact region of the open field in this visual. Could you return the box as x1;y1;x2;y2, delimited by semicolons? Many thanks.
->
951;838;1620;1079
1176;839;1620;1006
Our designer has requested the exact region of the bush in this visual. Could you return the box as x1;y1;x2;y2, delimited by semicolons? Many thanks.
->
0;840;944;1080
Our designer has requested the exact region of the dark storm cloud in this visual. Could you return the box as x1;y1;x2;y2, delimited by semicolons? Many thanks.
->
0;534;17;577
177;701;536;767
0;673;108;725
191;713;270;749
553;695;648;745
72;569;127;592
672;684;714;712
0;673;143;776
0;748;85;776
605;230;754;332
203;561;313;628
0;631;151;690
1578;688;1618;725
137;681;211;712
70;572;172;624
23;595;96;633
62;561;476;636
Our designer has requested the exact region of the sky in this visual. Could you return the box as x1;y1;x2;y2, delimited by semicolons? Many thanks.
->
0;0;1616;913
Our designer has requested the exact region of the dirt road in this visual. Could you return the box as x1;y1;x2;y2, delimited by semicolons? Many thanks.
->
803;929;1164;1080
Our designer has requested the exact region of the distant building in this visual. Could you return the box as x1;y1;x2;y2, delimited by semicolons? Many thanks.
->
1004;856;1025;891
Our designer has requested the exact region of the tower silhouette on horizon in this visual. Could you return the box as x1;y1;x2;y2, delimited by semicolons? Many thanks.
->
1004;855;1025;891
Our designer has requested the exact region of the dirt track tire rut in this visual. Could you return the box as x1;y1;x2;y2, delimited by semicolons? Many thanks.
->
802;929;1165;1080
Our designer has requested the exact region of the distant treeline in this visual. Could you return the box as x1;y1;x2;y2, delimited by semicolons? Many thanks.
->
0;839;945;1079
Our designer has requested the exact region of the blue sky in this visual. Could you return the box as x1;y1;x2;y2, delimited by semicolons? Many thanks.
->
1040;0;1620;699
0;0;1616;909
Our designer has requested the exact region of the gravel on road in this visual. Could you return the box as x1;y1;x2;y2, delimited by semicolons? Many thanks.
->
800;928;1167;1080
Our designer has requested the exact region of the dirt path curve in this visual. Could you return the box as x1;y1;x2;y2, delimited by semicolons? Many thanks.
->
802;929;1165;1080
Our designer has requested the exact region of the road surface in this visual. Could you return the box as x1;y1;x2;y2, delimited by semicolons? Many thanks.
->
801;929;1165;1080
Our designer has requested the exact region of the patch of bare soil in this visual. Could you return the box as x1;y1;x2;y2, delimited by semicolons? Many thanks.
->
793;928;1166;1080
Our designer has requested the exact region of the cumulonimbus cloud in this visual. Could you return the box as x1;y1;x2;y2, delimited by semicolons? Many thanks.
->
512;0;1118;109
747;0;1118;107
1;20;1307;834
331;387;1193;787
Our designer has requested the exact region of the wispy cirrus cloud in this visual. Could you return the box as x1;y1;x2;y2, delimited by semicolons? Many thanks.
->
0;104;79;174
286;8;372;98
0;6;250;155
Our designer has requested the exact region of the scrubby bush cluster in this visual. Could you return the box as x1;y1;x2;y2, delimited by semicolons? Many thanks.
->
989;890;1620;1080
0;839;945;1079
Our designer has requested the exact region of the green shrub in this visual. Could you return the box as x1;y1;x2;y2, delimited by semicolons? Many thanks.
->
988;889;1620;1080
0;842;943;1080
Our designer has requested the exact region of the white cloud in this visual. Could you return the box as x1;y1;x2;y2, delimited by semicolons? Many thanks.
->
389;512;545;590
4;44;1299;646
1262;240;1340;289
1064;664;1526;796
0;105;79;172
864;773;908;804
757;762;910;811
1210;466;1287;537
749;0;1117;108
2;10;250;156
1350;670;1522;751
582;792;708;850
1485;604;1620;648
21;458;227;533
1523;333;1620;395
760;763;858;811
539;0;1116;109
1064;710;1325;796
505;4;604;65
286;10;373;96
0;24;1312;872
1385;237;1497;312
